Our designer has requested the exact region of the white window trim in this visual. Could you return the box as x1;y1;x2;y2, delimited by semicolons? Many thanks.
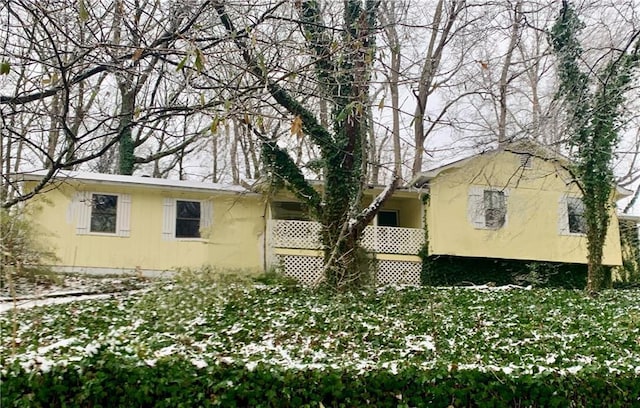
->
467;186;509;230
162;198;213;241
558;194;586;236
74;191;131;237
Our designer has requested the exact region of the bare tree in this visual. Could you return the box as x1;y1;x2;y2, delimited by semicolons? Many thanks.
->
0;0;229;206
212;0;402;290
408;0;473;174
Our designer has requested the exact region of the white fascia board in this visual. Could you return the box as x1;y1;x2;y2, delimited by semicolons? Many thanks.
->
618;213;640;223
18;170;254;196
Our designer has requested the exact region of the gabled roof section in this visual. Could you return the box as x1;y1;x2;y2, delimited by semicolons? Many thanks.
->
410;138;632;200
18;170;252;195
411;139;569;188
501;138;569;162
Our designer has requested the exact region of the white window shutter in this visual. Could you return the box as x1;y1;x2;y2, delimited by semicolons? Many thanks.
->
467;186;485;229
201;200;213;229
501;189;509;227
117;194;132;237
76;192;91;235
162;198;176;240
558;195;569;235
67;193;81;224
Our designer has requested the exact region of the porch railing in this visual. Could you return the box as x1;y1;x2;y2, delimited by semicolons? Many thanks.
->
268;219;424;255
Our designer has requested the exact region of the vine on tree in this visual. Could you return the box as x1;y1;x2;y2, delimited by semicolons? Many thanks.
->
550;1;640;292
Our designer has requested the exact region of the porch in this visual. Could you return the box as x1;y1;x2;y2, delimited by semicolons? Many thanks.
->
267;219;425;285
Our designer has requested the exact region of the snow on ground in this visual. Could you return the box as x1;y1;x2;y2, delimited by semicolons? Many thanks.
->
1;294;115;313
0;273;154;313
2;276;639;378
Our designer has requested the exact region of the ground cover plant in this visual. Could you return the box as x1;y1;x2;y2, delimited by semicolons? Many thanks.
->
2;277;640;406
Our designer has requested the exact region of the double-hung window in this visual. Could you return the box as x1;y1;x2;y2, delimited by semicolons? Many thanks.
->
162;198;212;240
90;194;118;233
559;195;587;235
73;192;131;236
468;187;508;230
176;200;201;238
567;198;587;234
559;196;587;235
484;190;506;229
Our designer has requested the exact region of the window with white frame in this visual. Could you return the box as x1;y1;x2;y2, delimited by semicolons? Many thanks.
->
468;187;508;229
162;198;212;240
567;197;587;234
558;195;587;235
176;200;201;238
73;192;131;236
90;194;118;233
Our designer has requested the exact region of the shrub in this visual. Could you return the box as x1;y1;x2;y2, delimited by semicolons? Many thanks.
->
0;207;58;287
422;255;588;288
253;269;300;286
173;265;257;286
2;354;639;407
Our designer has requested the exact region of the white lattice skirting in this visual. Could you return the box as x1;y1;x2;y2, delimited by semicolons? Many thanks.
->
376;260;422;285
277;255;421;286
278;255;324;285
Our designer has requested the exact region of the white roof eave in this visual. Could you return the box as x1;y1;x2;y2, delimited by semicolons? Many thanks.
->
618;213;640;223
18;170;254;196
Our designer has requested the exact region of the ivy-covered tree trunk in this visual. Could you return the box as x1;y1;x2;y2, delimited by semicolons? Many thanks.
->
217;0;398;291
550;1;639;292
318;1;373;287
117;85;136;175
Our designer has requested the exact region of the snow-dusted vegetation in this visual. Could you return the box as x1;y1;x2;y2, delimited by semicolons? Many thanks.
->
3;281;639;377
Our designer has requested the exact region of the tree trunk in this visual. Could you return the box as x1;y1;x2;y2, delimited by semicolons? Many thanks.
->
46;93;60;168
389;25;402;179
586;240;607;292
367;103;379;185
0;124;6;203
550;1;639;292
497;1;522;145
230;119;239;184
322;228;368;289
247;127;260;179
410;0;462;175
118;86;136;175
212;135;219;183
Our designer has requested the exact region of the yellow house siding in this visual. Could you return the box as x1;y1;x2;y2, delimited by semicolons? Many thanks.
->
25;182;266;273
205;194;266;270
380;197;422;229
426;151;623;265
